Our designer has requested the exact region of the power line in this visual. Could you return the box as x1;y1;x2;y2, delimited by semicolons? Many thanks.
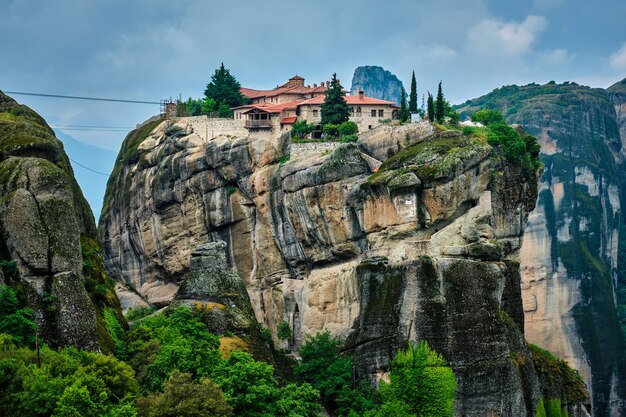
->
68;157;110;177
5;90;160;105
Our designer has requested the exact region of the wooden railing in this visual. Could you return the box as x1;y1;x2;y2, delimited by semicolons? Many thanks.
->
245;120;272;128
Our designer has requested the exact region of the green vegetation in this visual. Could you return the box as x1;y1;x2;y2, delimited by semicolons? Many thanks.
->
400;88;409;123
321;73;351;126
379;341;456;417
290;120;316;139
203;63;248;117
471;109;504;125
530;344;588;406
0;285;37;347
435;82;445;124
277;322;291;341
426;92;434;122
409;71;418;114
178;97;216;117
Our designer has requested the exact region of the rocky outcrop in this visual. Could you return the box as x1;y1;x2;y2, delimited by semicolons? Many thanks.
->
0;91;123;351
457;81;626;417
350;66;404;106
98;113;572;415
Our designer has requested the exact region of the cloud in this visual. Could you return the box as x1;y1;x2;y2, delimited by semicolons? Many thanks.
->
426;45;458;63
539;48;576;64
609;43;626;71
467;15;547;56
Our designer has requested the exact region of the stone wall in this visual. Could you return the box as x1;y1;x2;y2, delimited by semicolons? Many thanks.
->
289;141;341;159
176;116;248;140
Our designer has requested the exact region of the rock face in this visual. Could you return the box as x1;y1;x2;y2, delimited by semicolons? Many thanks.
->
457;81;626;417
350;66;404;106
0;91;123;351
98;113;578;415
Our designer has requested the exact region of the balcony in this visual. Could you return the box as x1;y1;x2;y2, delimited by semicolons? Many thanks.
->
245;120;272;129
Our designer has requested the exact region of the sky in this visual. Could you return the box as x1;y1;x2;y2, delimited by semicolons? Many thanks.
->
1;0;626;154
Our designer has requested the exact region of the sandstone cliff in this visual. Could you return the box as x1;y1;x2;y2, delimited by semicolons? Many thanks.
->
350;66;404;106
0;91;124;352
457;81;626;417
97;113;585;415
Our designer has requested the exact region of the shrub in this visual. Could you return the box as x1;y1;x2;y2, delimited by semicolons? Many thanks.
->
381;341;456;417
471;109;504;125
291;121;314;139
125;306;156;322
277;322;292;341
0;285;37;347
322;124;340;138
341;134;358;143
338;121;358;136
486;123;527;162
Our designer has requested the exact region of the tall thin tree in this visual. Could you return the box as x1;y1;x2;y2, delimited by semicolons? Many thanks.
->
321;73;350;125
400;88;409;122
435;81;445;123
409;71;418;113
427;92;434;122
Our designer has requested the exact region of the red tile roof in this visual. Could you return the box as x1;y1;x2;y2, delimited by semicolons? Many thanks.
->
297;95;397;106
236;100;301;114
281;116;298;124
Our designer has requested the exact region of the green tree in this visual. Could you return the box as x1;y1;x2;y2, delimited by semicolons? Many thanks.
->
274;383;321;417
0;285;37;347
338;121;358;136
426;93;434;122
471;109;504;126
321;73;350;125
381;341;456;417
277;322;292;341
202;97;216;114
136;371;232;417
409;71;418;113
400;88;409;123
435;82;445;123
486;123;527;162
204;63;248;109
218;102;232;118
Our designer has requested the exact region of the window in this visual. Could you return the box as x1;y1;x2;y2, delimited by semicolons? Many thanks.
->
378;109;384;117
356;106;362;115
371;109;376;117
313;109;318;117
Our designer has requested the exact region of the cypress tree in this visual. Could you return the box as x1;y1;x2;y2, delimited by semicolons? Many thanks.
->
321;73;350;125
435;81;445;123
400;88;409;122
204;63;248;109
426;92;434;122
409;71;418;113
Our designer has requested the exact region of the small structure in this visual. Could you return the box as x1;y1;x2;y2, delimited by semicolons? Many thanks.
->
232;101;300;130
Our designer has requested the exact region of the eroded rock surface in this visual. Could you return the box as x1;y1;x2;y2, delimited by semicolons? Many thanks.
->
100;115;558;415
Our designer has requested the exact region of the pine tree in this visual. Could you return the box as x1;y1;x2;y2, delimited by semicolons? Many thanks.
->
321;73;350;125
426;92;434;122
204;63;248;109
435;81;445;123
400;88;409;123
409;71;418;113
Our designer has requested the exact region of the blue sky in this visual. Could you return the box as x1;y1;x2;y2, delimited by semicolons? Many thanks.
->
1;0;625;152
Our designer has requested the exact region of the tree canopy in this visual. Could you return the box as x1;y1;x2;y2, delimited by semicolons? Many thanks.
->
400;88;409;123
435;82;445;123
321;73;350;126
426;93;434;122
204;63;248;114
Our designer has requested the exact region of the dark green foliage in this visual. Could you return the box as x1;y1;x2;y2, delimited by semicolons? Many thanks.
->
290;120;315;139
104;308;128;360
203;63;247;109
380;341;456;417
321;73;350;125
136;371;232;417
296;331;376;416
180;97;216;117
0;285;37;347
486;123;527;162
400;88;409;123
277;322;292;341
530;344;588;405
435;82;445;123
338;121;358;136
426;93;434;122
274;383;321;417
218;102;232;118
409;72;418;113
341;134;359;143
471;109;504;125
365;400;416;417
125;306;156;322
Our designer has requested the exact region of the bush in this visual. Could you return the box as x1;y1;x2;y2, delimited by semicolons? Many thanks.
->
277;322;292;341
291;121;314;139
0;285;37;347
381;341;456;417
338;121;358;136
486;123;527;162
125;306;156;322
471;109;504;125
322;124;340;138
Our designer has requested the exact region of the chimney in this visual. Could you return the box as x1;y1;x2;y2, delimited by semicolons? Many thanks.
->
313;83;317;87
359;90;364;100
326;81;330;88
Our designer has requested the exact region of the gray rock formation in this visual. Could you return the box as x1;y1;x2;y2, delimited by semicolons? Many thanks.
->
350;66;404;105
0;90;123;351
97;113;580;415
457;81;626;417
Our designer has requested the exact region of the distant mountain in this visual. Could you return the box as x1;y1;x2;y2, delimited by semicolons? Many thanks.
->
457;81;626;417
350;66;404;105
54;130;116;220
